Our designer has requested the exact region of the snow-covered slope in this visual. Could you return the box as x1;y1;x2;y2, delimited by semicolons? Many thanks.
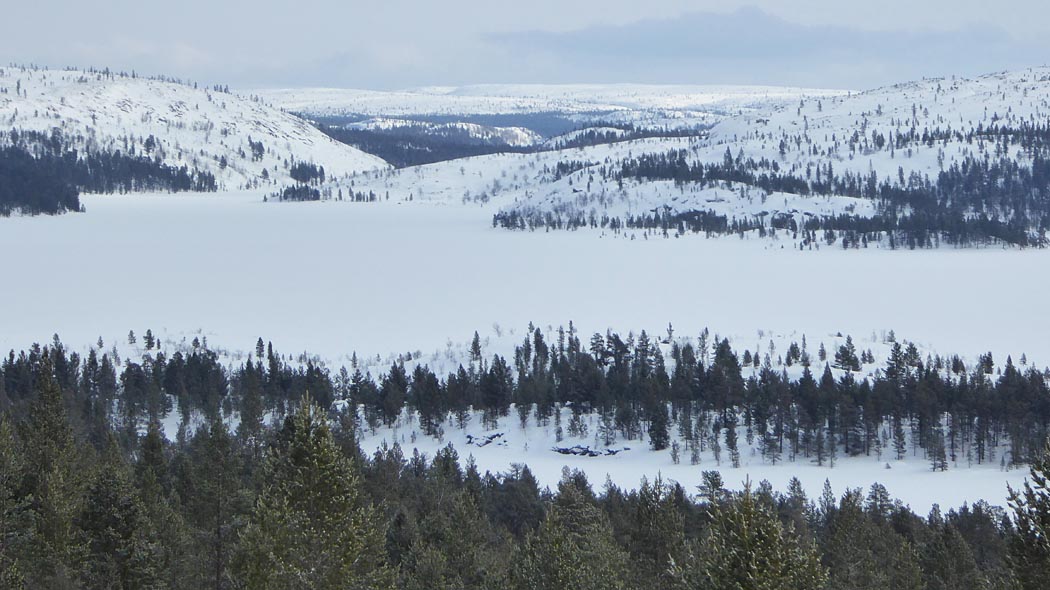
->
0;66;388;189
333;134;871;234
694;68;1050;190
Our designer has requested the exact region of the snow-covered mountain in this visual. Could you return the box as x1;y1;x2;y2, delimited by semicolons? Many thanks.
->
0;66;388;190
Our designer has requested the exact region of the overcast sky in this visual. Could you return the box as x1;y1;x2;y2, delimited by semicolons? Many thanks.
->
4;1;1050;90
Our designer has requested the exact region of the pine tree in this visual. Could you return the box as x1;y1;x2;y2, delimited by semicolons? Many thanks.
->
75;441;162;589
511;482;627;590
834;336;860;371
379;362;408;427
920;515;982;590
235;396;393;589
237;360;265;457
893;417;907;460
136;422;194;590
17;356;82;586
0;415;27;589
649;403;670;451
627;477;686;590
929;427;948;472
185;420;244;590
398;458;510;590
1008;439;1050;589
687;484;828;589
824;489;922;590
726;416;741;469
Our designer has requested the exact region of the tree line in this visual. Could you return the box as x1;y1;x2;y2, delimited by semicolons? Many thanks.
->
4;326;1049;473
1;334;1050;588
0;128;218;216
317;122;705;169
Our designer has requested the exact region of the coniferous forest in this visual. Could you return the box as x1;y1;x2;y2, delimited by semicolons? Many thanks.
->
0;128;217;217
1;328;1050;589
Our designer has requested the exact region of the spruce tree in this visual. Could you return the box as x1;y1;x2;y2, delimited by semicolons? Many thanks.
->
234;396;393;589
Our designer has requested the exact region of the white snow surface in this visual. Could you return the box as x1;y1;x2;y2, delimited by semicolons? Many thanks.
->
360;407;1029;516
0;67;388;189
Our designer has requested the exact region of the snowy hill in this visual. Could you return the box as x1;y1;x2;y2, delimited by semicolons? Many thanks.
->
317;68;1050;246
696;67;1050;193
330;134;872;235
0;66;388;190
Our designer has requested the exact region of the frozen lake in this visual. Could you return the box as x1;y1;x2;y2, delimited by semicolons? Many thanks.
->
2;191;1046;367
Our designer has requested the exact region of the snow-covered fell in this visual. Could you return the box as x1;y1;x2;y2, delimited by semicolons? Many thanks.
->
694;68;1050;192
0;66;388;189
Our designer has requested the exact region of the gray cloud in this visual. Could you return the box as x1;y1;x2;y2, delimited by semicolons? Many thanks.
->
489;7;1050;89
1;2;1048;89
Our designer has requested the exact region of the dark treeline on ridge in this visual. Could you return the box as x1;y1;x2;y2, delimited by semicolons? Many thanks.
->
0;128;217;216
1;329;1050;588
317;121;703;168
